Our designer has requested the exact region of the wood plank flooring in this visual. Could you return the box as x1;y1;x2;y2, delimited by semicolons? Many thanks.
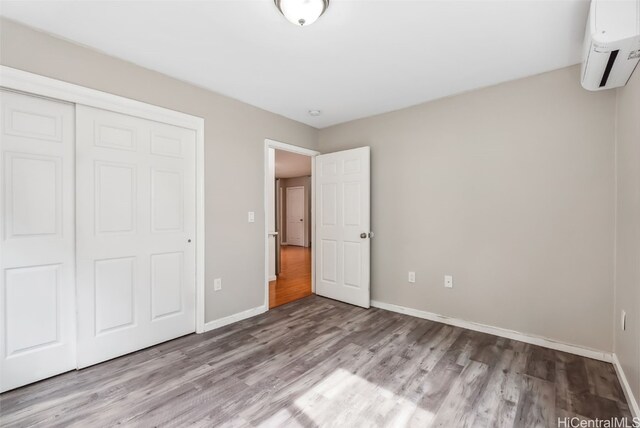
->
0;295;632;427
269;246;312;309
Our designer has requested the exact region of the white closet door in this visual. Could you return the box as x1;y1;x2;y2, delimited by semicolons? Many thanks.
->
76;105;196;368
0;90;76;392
315;147;371;308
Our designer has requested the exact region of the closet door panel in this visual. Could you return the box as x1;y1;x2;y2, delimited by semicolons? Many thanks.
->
76;105;196;368
0;90;76;392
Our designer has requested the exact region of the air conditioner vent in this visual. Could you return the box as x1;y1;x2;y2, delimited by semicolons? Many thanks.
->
581;0;640;91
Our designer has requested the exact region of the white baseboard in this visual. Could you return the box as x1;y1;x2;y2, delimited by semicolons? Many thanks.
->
203;304;267;332
269;275;277;281
612;353;640;417
370;300;612;363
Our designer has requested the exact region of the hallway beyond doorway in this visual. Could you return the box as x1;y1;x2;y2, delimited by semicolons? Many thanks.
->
269;246;312;309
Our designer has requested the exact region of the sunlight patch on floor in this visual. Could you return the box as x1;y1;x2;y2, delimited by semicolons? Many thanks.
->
291;368;435;427
257;408;306;428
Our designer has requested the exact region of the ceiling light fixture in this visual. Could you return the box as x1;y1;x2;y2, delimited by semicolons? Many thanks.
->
308;110;322;116
275;0;329;27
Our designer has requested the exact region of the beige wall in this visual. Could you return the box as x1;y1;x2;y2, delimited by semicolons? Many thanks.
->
0;18;319;323
279;176;312;247
319;65;617;352
614;69;640;406
1;18;629;356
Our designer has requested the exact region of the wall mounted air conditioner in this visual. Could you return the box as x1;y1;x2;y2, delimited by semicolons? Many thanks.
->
581;0;640;91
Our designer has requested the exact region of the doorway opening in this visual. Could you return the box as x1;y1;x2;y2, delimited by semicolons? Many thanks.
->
264;141;371;310
264;140;319;310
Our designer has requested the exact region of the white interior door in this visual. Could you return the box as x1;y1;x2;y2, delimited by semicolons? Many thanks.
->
315;147;370;308
0;90;76;391
286;186;305;247
76;105;196;368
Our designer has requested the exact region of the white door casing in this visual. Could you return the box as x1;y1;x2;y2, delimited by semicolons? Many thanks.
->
286;186;305;247
315;147;371;308
267;148;276;280
0;90;76;392
75;105;196;368
263;139;319;308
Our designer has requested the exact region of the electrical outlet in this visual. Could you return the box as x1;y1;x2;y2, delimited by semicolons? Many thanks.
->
214;278;222;291
621;310;626;331
444;275;453;288
408;271;416;283
248;211;255;223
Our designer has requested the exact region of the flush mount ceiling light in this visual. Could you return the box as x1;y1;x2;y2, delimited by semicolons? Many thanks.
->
275;0;329;27
308;110;322;116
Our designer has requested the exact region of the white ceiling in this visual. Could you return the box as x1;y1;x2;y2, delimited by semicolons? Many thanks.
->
0;0;590;128
275;149;311;178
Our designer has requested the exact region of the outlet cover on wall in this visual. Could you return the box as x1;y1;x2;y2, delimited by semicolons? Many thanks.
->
214;278;222;291
621;310;626;331
444;275;453;288
248;211;255;223
408;271;416;283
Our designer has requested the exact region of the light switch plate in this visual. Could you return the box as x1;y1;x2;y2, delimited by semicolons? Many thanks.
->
214;278;222;291
621;310;626;331
444;275;453;288
408;271;416;283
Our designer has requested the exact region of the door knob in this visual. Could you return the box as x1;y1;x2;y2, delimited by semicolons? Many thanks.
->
360;233;367;239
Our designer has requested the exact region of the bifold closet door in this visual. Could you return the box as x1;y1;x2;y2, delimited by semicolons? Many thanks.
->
75;105;196;368
0;90;76;392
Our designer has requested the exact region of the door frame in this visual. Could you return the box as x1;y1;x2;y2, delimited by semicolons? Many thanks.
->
285;185;306;247
263;139;319;309
0;66;207;334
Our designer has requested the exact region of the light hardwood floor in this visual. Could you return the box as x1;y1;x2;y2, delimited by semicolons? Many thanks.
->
269;245;312;309
0;296;632;427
